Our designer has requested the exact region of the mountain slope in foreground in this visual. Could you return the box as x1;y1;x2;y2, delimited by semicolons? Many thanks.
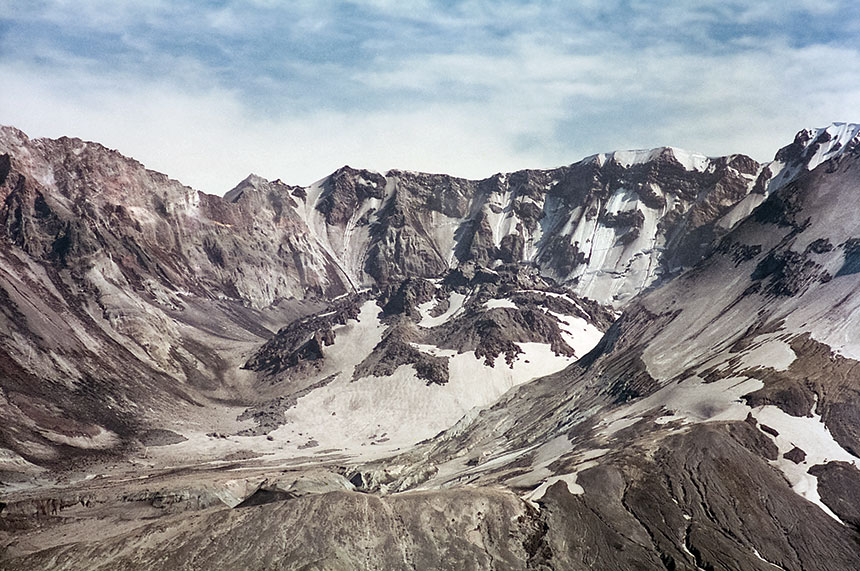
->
1;123;860;570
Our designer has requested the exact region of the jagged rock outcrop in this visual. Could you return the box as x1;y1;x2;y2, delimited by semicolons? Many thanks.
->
296;150;771;305
243;293;366;375
353;323;450;385
231;265;612;437
265;125;859;308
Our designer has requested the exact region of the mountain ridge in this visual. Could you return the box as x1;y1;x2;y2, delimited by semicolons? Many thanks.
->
0;120;855;470
3;122;860;570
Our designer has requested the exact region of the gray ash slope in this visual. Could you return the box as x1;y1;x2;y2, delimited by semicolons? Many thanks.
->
2;123;860;570
0;127;340;473
359;124;860;569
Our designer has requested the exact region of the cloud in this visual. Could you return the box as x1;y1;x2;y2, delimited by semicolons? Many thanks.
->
0;61;556;192
1;1;860;194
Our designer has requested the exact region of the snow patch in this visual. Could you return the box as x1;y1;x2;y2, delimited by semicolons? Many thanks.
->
525;472;586;501
737;339;796;371
806;123;860;171
610;147;709;172
522;453;606;504
417;292;466;328
484;298;518;310
597;376;763;435
277;323;579;455
752;399;859;522
548;311;604;358
668;147;710;172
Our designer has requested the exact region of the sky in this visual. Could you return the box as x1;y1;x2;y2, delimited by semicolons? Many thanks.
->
1;1;860;195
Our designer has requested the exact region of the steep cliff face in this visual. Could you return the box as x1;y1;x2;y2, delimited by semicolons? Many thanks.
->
284;124;859;307
293;151;762;305
0;127;351;306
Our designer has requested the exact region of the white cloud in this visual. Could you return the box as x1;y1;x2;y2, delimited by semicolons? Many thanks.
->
9;0;174;29
1;2;860;195
0;63;556;193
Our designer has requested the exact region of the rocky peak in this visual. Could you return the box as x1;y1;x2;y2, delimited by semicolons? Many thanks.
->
766;123;860;190
315;165;386;226
0;125;31;149
224;173;269;201
279;144;774;305
0;131;351;309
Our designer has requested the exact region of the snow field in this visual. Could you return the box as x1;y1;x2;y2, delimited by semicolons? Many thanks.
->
752;399;859;522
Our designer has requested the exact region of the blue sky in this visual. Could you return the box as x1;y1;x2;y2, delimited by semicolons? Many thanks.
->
2;1;859;194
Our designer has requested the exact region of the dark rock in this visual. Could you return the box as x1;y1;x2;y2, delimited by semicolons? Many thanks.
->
0;153;10;186
775;128;814;165
139;429;187;447
234;487;296;508
316;166;385;226
378;277;437;317
808;462;860;528
353;324;450;385
511;200;544;232
805;238;834;255
535;235;588;277
752;181;805;228
508;290;615;330
604;355;660;404
600;209;645;229
433;307;574;366
783;446;806;464
759;424;780;437
750;250;825;297
244;296;364;374
717;239;762;266
497;233;525;264
836;237;860;277
752;165;773;194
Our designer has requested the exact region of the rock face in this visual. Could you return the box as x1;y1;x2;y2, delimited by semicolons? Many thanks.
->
3;122;860;570
299;150;768;307
258;125;858;309
243;293;366;375
0;130;350;307
0;126;344;470
361;125;860;568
